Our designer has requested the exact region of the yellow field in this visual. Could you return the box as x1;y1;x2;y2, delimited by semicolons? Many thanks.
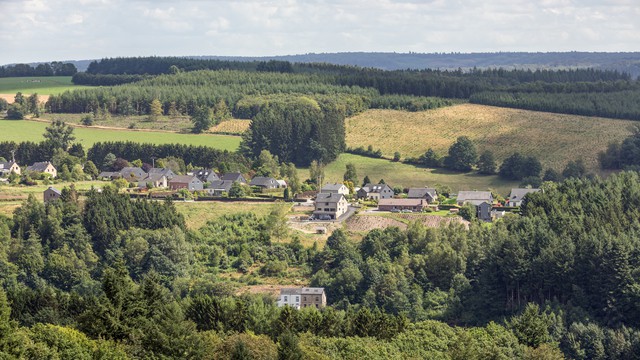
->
345;104;635;171
208;119;251;135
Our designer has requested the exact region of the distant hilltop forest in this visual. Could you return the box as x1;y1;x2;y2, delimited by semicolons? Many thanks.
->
8;52;640;78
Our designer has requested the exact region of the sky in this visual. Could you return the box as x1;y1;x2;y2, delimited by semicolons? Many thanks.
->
1;0;639;65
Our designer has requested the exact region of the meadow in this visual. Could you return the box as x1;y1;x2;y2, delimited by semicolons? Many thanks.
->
0;119;242;150
0;76;90;96
174;201;291;230
345;103;636;171
315;153;519;194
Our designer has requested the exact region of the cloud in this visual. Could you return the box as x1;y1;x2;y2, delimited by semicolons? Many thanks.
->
1;0;639;64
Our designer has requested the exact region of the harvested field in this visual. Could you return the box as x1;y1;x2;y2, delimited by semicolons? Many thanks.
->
346;213;468;232
0;94;50;104
208;119;251;135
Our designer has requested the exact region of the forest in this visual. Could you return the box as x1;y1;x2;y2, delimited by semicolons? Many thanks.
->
0;62;77;77
3;166;640;357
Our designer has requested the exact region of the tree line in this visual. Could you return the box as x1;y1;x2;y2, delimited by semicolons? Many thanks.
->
0;62;77;77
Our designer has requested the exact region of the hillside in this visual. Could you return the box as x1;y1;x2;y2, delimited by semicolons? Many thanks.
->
345;104;635;172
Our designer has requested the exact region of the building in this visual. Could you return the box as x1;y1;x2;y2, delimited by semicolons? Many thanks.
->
169;175;204;191
26;161;57;178
276;179;288;188
378;198;428;212
249;176;280;190
192;168;219;183
220;172;247;184
205;180;235;196
116;167;146;181
507;188;541;207
477;202;492;222
456;191;493;206
0;161;20;177
407;187;438;202
43;187;61;202
313;193;349;220
321;183;349;195
138;174;168;189
277;287;326;309
357;183;394;200
148;168;176;180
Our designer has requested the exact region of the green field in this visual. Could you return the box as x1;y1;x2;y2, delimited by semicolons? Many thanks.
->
174;201;291;230
0;76;91;95
316;153;519;195
0;120;242;150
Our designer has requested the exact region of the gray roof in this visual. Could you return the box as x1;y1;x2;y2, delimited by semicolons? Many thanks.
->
98;171;115;178
208;180;234;192
193;168;219;182
301;287;325;295
141;173;166;182
148;168;176;178
280;288;302;296
509;188;541;202
361;183;392;193
45;186;61;195
457;191;493;202
27;161;53;172
407;188;437;199
315;192;346;203
0;161;17;169
170;175;201;184
250;176;278;187
221;172;246;182
321;183;347;191
118;167;145;179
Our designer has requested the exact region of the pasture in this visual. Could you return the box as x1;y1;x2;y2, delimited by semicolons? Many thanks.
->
174;201;291;230
0;76;90;96
316;153;519;194
0;119;242;150
345;103;636;171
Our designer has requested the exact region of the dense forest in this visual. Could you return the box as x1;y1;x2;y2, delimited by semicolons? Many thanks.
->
0;62;77;77
3;168;640;357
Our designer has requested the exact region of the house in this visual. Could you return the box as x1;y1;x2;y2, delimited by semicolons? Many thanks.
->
378;198;428;212
277;287;327;309
205;180;235;196
43;187;61;202
321;183;349;195
276;179;288;188
27;161;57;178
0;161;20;177
192;168;219;183
115;167;146;181
407;187;438;202
220;172;247;184
169;175;204;191
507;188;541;207
97;171;116;180
477;202;492;222
138;173;168;189
357;183;394;200
148;168;176;180
456;191;493;206
313;193;349;220
249;176;279;190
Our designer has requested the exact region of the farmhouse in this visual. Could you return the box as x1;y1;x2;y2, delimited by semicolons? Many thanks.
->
43;187;61;203
0;161;20;177
249;176;279;190
169;175;203;191
321;183;349;195
378;198;428;212
277;287;326;309
138;174;168;189
456;191;493;206
357;183;394;200
407;187;438;202
205;180;235;196
221;172;247;184
27;162;57;178
313;193;349;220
508;188;541;207
192;168;219;183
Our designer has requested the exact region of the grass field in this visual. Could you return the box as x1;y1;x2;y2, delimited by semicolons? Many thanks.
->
346;104;635;171
0;76;90;96
174;201;291;230
315;153;519;195
0;119;242;150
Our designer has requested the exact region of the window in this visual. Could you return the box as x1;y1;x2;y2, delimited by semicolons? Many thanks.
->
284;296;288;302
303;296;307;301
316;297;319;301
296;296;299;302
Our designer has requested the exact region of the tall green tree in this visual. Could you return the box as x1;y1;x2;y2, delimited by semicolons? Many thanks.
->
190;106;213;134
444;136;477;172
43;120;75;150
343;163;358;185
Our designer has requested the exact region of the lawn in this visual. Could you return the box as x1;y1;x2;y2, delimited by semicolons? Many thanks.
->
174;201;291;230
0;76;91;96
0;119;242;150
315;153;519;195
346;104;636;172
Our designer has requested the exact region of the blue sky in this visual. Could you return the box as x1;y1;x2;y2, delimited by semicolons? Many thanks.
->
1;0;638;64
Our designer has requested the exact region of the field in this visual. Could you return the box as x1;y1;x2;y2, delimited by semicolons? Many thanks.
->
0;76;90;97
174;201;291;230
316;153;519;194
0;119;242;150
345;104;636;171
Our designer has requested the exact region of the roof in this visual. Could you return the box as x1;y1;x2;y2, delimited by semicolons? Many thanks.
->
45;186;61;195
276;179;287;187
301;287;325;295
0;161;17;169
250;176;278;187
379;198;427;207
315;192;346;203
170;175;200;184
98;171;115;178
192;168;219;181
208;180;234;191
321;183;347;191
221;172;245;181
361;183;392;193
118;167;145;179
148;168;175;177
141;173;166;182
509;188;541;201
407;188;437;199
457;191;492;202
279;288;302;296
27;161;53;172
